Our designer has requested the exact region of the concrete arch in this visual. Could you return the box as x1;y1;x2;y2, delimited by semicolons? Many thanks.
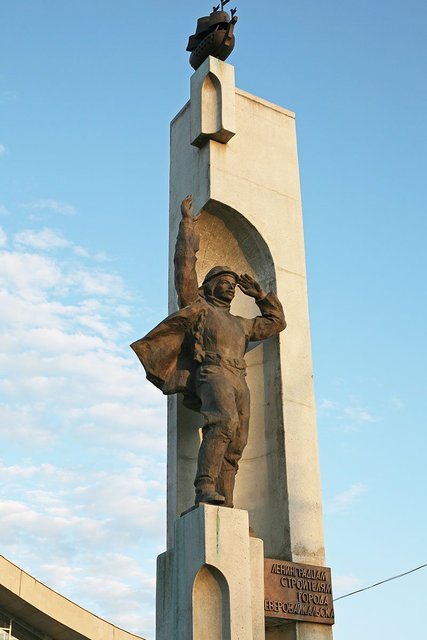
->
175;201;288;554
190;57;236;147
196;199;277;297
201;73;222;136
192;564;231;640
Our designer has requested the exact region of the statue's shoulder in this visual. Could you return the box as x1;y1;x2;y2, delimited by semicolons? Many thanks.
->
170;295;207;318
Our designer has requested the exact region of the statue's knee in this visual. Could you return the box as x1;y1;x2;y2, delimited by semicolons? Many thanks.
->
215;416;239;441
203;410;239;439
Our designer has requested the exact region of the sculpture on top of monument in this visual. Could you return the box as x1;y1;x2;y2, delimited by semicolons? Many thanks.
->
131;196;286;509
186;1;238;70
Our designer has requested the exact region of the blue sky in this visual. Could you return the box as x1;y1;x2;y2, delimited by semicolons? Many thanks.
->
1;1;426;638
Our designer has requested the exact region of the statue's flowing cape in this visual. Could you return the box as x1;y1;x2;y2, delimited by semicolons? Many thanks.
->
130;298;207;411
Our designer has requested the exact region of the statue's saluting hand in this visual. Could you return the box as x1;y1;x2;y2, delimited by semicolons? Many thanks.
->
238;273;266;301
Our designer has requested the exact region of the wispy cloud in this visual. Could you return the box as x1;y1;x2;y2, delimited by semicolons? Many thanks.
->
19;199;76;217
14;227;88;256
326;483;367;514
333;574;363;595
343;407;379;424
0;226;7;247
0;459;164;637
0;144;8;157
0;405;54;446
391;396;404;410
39;553;157;634
317;397;381;432
318;399;336;410
0;225;166;635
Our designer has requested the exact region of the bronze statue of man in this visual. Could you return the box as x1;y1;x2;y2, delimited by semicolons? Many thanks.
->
131;196;286;507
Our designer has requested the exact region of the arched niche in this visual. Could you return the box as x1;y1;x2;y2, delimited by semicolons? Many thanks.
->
192;564;231;640
201;72;222;135
190;58;235;147
176;201;289;556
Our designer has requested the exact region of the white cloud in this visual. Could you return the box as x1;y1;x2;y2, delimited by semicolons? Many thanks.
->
317;398;380;432
19;199;76;216
0;226;167;637
0;405;54;446
344;407;380;424
0;251;62;294
0;204;9;216
318;399;336;410
14;227;91;257
0;458;165;637
66;268;128;297
333;574;363;595
326;483;367;514
0;144;8;156
0;461;38;478
0;248;129;305
39;554;157;635
0;232;166;450
0;226;7;247
391;396;404;410
14;228;72;251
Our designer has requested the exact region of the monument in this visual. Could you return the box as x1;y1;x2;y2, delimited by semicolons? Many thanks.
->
132;5;334;638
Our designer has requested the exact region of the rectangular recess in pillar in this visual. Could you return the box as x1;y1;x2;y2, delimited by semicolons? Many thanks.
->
190;56;236;147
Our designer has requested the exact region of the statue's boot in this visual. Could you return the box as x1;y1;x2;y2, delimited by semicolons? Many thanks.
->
195;490;225;505
216;468;236;508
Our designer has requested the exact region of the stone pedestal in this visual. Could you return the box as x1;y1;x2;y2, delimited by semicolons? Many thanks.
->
156;505;265;640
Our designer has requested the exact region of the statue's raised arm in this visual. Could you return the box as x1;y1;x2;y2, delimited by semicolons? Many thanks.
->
174;195;200;308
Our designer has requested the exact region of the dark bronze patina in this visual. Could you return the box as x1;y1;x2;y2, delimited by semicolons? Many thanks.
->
131;196;286;508
264;559;335;626
187;1;238;70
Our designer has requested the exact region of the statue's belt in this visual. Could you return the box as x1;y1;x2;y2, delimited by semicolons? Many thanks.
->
201;351;246;371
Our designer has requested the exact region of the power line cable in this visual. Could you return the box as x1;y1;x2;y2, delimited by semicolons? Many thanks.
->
334;563;427;602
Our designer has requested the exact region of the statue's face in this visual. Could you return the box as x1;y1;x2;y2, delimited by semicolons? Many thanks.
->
211;275;237;302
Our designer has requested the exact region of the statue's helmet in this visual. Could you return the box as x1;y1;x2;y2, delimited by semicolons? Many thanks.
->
202;266;239;286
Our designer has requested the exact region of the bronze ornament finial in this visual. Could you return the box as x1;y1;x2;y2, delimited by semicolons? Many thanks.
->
186;3;238;70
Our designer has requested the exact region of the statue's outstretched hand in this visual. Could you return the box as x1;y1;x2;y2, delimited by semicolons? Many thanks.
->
238;274;266;300
181;195;193;219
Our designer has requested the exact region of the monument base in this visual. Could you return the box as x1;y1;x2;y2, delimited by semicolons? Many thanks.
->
156;504;265;640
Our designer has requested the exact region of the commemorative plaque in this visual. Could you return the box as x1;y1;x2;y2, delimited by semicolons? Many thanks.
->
264;559;335;626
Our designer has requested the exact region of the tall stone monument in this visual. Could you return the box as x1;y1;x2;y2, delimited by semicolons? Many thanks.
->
132;6;334;639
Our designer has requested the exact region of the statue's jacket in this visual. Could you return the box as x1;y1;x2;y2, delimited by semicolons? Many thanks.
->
131;216;285;412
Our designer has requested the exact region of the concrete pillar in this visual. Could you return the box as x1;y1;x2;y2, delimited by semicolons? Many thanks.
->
164;57;332;639
156;505;265;640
